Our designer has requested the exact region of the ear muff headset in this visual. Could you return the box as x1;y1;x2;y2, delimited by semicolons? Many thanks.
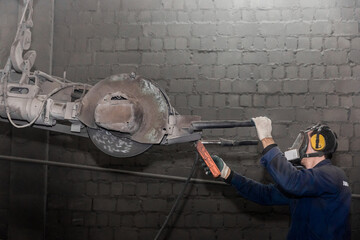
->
309;124;338;158
310;125;326;151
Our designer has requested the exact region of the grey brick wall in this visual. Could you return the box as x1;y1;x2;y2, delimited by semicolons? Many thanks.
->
1;0;360;239
48;0;360;239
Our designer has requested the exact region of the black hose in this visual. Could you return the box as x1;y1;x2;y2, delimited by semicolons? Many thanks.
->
154;152;199;240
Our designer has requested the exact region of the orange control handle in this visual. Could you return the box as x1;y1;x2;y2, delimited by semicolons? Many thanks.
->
196;141;221;178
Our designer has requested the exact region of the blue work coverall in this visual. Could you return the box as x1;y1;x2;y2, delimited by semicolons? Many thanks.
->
225;145;351;240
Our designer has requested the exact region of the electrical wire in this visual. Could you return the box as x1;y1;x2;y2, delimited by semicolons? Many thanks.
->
154;152;199;240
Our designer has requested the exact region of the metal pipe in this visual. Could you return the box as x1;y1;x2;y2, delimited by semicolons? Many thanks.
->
1;154;359;198
202;139;258;146
0;154;226;185
35;70;71;84
353;194;360;199
49;0;54;76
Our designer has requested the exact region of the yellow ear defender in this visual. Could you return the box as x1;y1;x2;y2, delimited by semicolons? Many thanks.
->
310;133;326;151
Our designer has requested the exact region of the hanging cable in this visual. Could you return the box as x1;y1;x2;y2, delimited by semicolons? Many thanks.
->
154;152;199;240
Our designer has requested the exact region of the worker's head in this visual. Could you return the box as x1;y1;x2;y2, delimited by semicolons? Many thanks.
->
307;125;338;159
284;124;338;166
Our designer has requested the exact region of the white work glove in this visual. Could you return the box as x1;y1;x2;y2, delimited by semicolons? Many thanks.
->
252;116;272;141
203;155;230;179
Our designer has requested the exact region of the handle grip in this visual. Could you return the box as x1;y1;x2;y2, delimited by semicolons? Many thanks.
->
190;120;255;131
196;141;220;178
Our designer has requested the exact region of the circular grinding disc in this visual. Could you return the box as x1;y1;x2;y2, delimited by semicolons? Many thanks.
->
87;127;152;158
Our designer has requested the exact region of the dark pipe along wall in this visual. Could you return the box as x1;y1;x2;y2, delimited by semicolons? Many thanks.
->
1;0;360;239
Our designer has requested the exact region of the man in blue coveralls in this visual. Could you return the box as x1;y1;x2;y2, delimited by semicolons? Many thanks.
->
206;116;351;239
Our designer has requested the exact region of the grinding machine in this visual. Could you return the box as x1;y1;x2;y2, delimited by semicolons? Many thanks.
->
0;0;257;158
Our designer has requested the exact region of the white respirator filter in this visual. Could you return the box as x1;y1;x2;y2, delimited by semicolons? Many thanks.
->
284;149;300;161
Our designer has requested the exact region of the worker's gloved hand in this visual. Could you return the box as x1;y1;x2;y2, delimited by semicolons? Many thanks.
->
203;155;231;179
252;116;272;140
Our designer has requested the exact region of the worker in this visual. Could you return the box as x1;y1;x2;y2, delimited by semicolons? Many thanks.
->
205;116;351;239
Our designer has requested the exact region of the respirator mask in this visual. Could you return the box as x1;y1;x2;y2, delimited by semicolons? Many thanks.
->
284;124;337;165
284;131;309;165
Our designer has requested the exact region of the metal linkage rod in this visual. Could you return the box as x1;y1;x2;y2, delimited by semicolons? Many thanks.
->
0;154;226;185
202;139;258;146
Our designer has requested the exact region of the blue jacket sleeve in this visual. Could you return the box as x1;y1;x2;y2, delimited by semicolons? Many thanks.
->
260;147;339;197
229;171;290;206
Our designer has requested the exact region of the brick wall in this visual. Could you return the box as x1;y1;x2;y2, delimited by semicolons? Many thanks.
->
1;0;360;239
49;0;360;239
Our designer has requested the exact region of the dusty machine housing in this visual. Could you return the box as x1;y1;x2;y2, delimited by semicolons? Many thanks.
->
0;0;256;158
